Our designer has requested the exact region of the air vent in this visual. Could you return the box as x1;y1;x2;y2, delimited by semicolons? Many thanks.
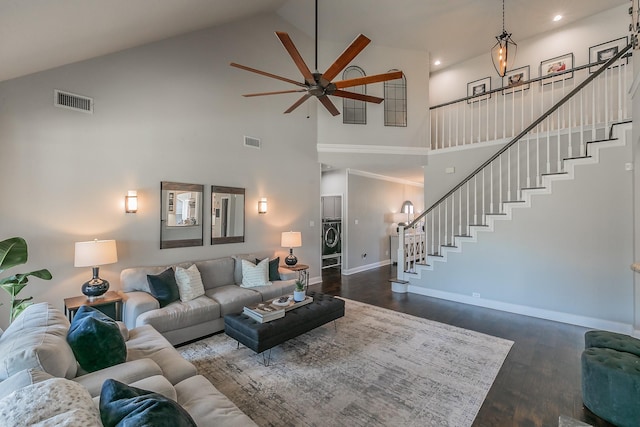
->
244;136;261;149
54;90;93;113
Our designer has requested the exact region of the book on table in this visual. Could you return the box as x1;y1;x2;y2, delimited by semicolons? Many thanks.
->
243;295;313;323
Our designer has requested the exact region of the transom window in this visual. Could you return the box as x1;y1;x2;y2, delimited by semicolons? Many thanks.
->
384;69;407;127
342;66;367;125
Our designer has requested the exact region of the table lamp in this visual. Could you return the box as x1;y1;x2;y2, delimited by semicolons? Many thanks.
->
74;239;118;300
281;231;302;266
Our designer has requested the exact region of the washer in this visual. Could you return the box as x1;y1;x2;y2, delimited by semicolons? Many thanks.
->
322;221;341;256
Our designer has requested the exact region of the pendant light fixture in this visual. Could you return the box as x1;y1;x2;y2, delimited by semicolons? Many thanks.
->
491;0;517;77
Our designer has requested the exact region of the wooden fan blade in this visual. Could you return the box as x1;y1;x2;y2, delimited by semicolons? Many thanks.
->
318;95;340;116
334;70;403;89
243;89;307;97
275;32;315;85
321;34;371;83
284;94;312;114
332;90;384;104
230;63;306;88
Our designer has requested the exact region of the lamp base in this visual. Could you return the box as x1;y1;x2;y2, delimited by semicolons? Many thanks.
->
285;252;298;266
82;276;109;301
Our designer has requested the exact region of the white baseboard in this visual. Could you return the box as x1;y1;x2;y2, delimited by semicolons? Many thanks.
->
408;285;634;334
343;259;391;276
308;275;322;286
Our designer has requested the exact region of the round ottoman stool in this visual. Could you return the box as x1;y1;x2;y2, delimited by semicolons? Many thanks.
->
581;347;640;427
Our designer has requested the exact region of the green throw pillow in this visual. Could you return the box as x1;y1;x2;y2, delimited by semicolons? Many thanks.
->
66;305;126;373
100;379;197;427
147;268;180;308
256;257;280;282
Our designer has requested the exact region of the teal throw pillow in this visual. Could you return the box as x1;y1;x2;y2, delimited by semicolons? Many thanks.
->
147;268;180;308
66;305;126;373
256;257;280;282
100;379;197;427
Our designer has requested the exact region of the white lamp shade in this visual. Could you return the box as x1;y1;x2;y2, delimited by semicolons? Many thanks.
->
281;231;302;248
74;240;118;267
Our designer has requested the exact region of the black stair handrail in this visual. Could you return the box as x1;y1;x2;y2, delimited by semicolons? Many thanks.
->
407;43;632;230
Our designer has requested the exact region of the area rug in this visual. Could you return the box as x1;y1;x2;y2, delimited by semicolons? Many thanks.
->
178;299;513;427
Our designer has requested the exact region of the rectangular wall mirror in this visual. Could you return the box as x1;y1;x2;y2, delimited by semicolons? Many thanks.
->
211;185;245;244
160;181;204;249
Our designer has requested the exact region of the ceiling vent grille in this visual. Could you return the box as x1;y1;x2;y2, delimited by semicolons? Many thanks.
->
244;136;261;149
54;90;93;113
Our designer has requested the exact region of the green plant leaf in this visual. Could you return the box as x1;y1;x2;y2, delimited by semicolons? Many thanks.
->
0;237;27;275
11;299;33;323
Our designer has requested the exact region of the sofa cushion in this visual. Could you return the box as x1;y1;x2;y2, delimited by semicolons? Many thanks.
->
241;258;271;288
0;377;101;426
74;358;164;398
256;257;280;281
135;296;221;333
205;285;262;316
100;379;196;427
126;325;197;385
147;268;180;308
248;279;297;301
176;375;258;427
67;305;127;373
175;264;205;302
0;302;77;380
195;257;235;290
0;368;54;400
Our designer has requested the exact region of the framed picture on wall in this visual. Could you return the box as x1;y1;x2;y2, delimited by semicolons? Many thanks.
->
502;65;530;94
588;36;628;73
467;77;491;103
540;53;574;85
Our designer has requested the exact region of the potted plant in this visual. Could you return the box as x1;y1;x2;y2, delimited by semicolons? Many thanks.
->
0;237;52;323
293;278;306;302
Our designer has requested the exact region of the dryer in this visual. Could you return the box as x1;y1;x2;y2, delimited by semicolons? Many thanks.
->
322;220;341;256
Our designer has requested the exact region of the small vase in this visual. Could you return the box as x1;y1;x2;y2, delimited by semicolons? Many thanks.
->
293;290;305;302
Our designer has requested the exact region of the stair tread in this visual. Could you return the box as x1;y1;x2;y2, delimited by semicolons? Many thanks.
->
454;234;472;238
587;138;618;144
428;253;444;257
441;244;458;248
541;172;568;176
486;212;507;216
469;224;489;227
521;186;546;190
563;156;592;161
503;200;525;204
388;279;409;284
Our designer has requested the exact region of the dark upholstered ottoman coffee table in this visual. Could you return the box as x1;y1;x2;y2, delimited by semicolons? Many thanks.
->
224;292;345;365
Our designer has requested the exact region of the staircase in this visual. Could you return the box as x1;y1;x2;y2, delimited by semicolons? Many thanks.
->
393;44;634;321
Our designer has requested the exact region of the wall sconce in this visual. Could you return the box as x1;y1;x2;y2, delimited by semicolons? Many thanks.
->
125;190;138;213
258;197;268;214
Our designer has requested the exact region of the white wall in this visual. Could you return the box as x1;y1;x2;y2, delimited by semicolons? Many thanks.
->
344;171;423;273
0;13;322;329
430;5;630;106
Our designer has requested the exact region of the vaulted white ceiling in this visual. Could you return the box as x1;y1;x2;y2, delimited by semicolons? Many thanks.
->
0;0;627;83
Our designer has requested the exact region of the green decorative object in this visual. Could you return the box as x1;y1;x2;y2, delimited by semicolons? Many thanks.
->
0;237;52;323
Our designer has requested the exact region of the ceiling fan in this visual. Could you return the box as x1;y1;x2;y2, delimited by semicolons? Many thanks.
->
230;0;403;116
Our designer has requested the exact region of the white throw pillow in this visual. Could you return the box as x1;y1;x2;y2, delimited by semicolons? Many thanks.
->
174;264;205;302
241;258;272;288
0;378;102;426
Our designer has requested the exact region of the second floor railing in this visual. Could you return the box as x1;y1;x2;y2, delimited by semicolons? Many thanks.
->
430;53;632;151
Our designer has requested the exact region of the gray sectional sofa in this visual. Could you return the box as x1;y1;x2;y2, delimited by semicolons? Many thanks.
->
0;302;256;426
120;253;297;345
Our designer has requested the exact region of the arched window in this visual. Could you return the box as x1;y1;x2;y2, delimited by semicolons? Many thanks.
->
342;66;366;125
384;69;407;127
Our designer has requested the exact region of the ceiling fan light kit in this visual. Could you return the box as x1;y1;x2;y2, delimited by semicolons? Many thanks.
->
230;0;403;116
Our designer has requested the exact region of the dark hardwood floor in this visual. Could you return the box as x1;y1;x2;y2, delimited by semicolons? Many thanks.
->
312;264;614;427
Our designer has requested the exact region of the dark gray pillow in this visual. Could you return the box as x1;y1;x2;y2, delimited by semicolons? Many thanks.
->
100;379;197;427
66;306;126;373
147;268;180;308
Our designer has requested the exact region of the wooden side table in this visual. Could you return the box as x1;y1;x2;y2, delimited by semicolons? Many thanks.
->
281;263;310;289
64;290;123;322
